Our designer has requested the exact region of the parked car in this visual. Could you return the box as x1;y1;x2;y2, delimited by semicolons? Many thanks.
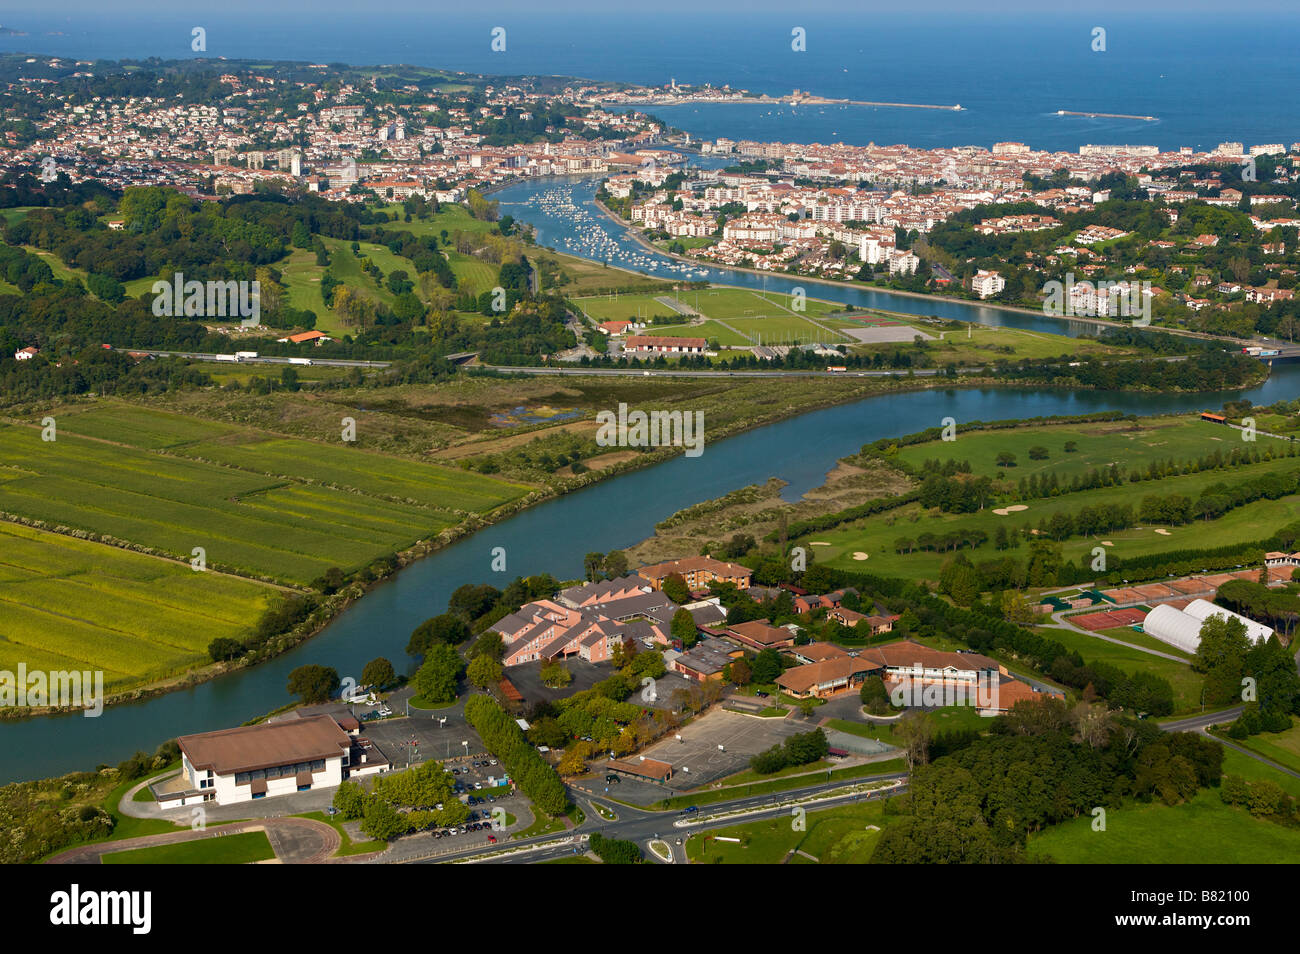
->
487;835;497;844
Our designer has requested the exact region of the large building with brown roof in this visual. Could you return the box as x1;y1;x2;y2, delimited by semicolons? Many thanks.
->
637;556;751;592
168;714;378;807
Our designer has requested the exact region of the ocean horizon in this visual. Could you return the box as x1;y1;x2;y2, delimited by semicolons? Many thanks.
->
1;9;1297;151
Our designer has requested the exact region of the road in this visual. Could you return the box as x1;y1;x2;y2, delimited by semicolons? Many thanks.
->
410;768;908;865
129;349;391;369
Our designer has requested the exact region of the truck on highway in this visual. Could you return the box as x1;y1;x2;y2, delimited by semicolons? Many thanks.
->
234;351;259;361
287;357;313;366
214;354;238;362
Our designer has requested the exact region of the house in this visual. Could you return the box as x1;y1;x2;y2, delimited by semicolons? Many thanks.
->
493;588;679;666
13;347;38;361
160;714;386;808
828;608;900;635
623;335;707;355
637;557;751;592
725;619;795;651
597;320;634;335
665;636;738;681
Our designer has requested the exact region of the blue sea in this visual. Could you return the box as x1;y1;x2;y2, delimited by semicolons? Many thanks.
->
1;6;1297;151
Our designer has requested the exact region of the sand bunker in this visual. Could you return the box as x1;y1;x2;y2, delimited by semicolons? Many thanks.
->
852;551;870;561
809;541;830;546
1153;528;1171;536
992;504;1029;516
1101;540;1113;546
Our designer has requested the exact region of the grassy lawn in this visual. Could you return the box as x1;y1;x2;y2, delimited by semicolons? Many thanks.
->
1219;717;1300;775
446;251;500;298
649;758;907;811
408;695;459;710
102;829;276;864
1029;786;1300;863
817;416;1300;581
1024;626;1203;712
1091;625;1195;659
686;799;890;864
724;760;834;786
294;811;386;856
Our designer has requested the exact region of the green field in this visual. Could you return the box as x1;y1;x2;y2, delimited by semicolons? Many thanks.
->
816;416;1300;581
1221;718;1300;775
1029;785;1300;863
446;250;500;298
102;829;276;864
0;404;530;584
0;522;274;690
894;415;1283;484
1027;626;1203;712
685;800;890;864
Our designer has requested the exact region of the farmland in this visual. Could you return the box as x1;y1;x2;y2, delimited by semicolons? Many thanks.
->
0;404;531;585
0;521;275;692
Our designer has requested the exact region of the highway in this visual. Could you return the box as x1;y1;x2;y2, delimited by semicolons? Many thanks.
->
411;768;908;865
129;349;392;369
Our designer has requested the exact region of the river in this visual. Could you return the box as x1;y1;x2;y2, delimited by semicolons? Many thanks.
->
4;182;1298;785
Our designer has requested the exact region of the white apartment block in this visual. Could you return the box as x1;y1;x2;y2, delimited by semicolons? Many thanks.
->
971;270;1005;298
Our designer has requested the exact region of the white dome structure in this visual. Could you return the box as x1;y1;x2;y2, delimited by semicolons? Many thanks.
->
1142;600;1273;654
1182;599;1274;644
1143;604;1207;654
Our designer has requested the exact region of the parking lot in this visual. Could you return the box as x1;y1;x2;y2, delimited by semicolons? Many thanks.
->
638;709;810;790
359;714;488;769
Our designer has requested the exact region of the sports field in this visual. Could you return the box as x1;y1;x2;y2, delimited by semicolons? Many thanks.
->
0;405;530;584
0;521;275;690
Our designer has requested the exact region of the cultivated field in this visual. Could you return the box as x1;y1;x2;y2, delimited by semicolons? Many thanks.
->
0;521;275;691
0;405;530;584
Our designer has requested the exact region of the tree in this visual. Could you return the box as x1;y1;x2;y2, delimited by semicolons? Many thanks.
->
1193;613;1251;706
332;781;368;820
360;797;408;841
413;644;462;703
469;631;505;662
467;654;504;690
540;659;572;688
728;658;752;686
662;573;690;604
287;664;339;704
207;637;242;661
898;710;934;770
671;608;699;647
1027;445;1049;460
797;697;818;718
602;550;629;579
996;452;1017;468
750;648;783;685
361;657;396;691
408;613;470;656
860;675;890;714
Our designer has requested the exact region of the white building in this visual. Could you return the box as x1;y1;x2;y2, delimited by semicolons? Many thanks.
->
163;714;385;808
13;347;38;361
1143;600;1273;654
971;270;1005;299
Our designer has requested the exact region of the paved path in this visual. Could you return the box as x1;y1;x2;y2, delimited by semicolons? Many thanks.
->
46;817;340;865
1045;610;1191;664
